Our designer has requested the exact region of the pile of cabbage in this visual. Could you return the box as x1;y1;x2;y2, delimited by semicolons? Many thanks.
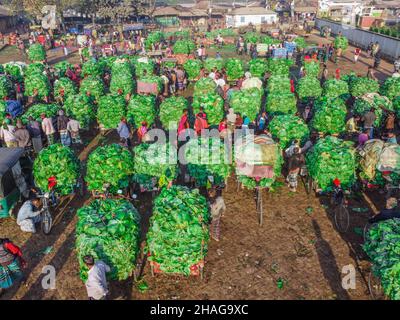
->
85;144;134;194
127;94;156;128
183;138;232;187
33;144;80;195
268;114;309;148
306;136;356;192
146;186;209;276
97;94;126;129
229;88;262;121
76;199;140;282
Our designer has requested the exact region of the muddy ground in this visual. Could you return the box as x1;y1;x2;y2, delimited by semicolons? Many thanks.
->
0;30;393;300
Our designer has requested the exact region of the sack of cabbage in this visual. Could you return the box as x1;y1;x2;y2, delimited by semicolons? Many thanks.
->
146;186;210;276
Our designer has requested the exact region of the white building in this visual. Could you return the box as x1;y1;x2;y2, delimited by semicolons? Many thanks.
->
226;7;278;27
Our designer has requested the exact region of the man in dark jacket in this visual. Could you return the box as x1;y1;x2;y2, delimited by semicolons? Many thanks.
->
57;110;70;146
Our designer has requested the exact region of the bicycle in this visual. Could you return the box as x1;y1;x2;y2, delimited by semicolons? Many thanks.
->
331;184;350;233
36;189;56;235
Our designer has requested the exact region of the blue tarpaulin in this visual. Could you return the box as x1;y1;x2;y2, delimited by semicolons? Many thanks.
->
5;100;23;118
272;48;288;58
284;41;297;53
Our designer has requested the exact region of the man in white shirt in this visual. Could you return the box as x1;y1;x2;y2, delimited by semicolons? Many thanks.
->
0;119;17;148
40;113;55;145
67;118;82;144
84;255;111;300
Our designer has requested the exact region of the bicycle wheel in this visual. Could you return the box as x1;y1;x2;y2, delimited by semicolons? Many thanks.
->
334;203;350;233
368;272;385;300
41;210;53;235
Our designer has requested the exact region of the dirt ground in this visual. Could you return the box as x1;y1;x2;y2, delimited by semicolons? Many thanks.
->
0;30;393;300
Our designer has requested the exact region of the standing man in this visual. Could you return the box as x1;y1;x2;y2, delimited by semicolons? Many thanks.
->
0;119;17;148
67;117;82;145
14;120;31;149
83;255;110;300
208;188;226;242
362;107;377;139
286;147;305;192
117;117;131;148
41;113;55;145
57;110;70;146
354;47;361;63
27;116;43;154
394;56;400;73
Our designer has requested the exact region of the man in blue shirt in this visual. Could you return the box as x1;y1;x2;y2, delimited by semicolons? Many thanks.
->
17;198;42;233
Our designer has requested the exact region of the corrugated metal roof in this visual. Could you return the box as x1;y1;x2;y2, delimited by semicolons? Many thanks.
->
229;7;277;15
0;5;13;17
153;6;181;16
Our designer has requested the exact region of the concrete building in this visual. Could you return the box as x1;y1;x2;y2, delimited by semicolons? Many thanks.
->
226;7;278;27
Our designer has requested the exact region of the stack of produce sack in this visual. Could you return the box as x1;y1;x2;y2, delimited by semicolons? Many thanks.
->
349;77;379;97
173;40;196;54
229;87;262;121
54;61;73;77
268;114;309;148
81;60;104;78
296;76;322;100
183;59;202;81
64;94;96;129
97;94;126;129
134;58;155;78
80;76;105;101
183;138;232;187
266;75;296;115
159;96;188;129
235;134;283;189
145;31;163;50
24;64;50;101
322;79;349;99
225;58;244;81
358;139;400;185
86;144;134;194
380;77;400;100
110;59;136;96
76;199;140;281
133;143;178;189
194;77;216;95
54;77;77;100
306;136;356;192
192;89;224;125
0;75;13;99
249;59;268;79
353;93;392;127
22;103;59;122
28;44;46;62
311;97;347;135
127;94;156;128
204;58;224;72
363;218;400;300
33;144;80;195
267;58;293;76
5;62;24;83
146;186;210;276
304;60;320;77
